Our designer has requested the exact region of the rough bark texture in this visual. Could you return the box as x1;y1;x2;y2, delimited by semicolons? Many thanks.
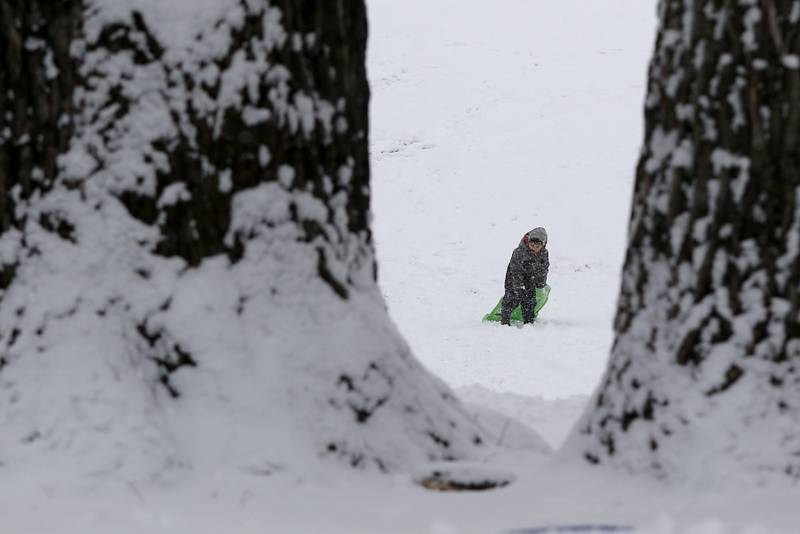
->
0;0;81;279
86;1;371;280
0;0;374;362
1;0;371;281
578;0;800;482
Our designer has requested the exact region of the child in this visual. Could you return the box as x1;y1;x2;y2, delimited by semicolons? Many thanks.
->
501;227;549;325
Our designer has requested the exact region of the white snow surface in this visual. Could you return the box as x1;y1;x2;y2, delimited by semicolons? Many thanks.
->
4;1;800;533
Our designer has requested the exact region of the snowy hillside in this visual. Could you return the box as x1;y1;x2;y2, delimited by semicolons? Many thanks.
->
369;0;657;441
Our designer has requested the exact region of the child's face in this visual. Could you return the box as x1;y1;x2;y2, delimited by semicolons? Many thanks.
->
529;240;544;253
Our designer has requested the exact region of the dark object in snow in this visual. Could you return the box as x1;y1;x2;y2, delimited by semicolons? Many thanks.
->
418;474;509;492
416;463;514;492
508;525;635;533
499;228;550;325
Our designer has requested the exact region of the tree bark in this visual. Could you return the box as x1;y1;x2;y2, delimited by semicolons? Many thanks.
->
576;0;800;482
0;0;486;481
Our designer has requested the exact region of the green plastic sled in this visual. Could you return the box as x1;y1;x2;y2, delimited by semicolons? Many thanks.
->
482;285;551;323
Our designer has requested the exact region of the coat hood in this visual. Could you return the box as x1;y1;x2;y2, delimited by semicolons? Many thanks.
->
522;227;548;247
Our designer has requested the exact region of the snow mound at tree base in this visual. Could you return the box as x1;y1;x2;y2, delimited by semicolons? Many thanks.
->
0;191;490;485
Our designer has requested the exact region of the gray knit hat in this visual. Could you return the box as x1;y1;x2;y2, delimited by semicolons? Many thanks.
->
527;227;547;245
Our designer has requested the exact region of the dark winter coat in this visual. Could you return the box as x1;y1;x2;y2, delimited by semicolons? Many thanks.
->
504;239;549;292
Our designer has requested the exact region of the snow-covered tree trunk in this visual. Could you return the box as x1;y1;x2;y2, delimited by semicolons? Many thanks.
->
574;0;800;483
0;0;486;482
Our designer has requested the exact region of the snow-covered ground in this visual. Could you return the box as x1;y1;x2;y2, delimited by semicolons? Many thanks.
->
6;2;800;533
370;0;655;449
